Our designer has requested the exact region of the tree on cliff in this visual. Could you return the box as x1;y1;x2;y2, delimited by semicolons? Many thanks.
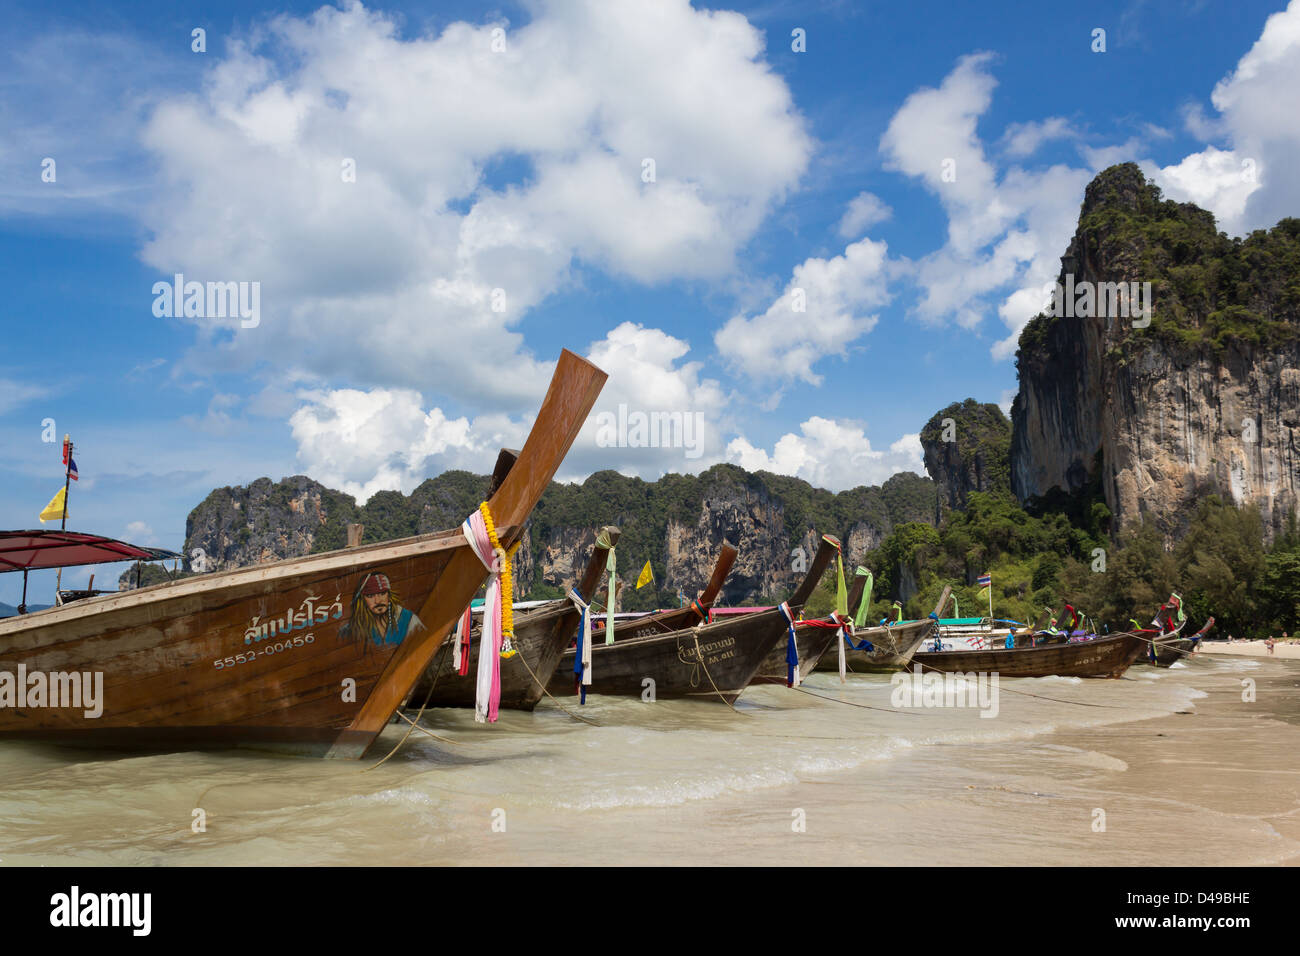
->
920;399;1012;511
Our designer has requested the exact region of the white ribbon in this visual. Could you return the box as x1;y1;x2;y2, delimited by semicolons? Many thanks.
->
569;587;593;688
462;510;504;724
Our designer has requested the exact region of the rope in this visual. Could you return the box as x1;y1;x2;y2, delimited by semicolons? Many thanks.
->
393;710;467;746
692;630;748;715
364;637;458;772
791;684;927;716
511;643;602;727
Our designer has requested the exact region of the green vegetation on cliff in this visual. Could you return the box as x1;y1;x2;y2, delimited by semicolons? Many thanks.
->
1017;163;1300;366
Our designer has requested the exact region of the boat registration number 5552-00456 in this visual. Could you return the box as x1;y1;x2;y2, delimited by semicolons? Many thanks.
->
213;633;316;669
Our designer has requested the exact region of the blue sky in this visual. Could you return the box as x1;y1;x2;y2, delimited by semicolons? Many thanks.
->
2;0;1297;604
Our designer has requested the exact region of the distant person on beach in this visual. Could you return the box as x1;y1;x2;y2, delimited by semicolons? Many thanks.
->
1266;636;1275;654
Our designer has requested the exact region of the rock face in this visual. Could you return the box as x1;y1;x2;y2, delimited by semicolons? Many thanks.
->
179;464;942;606
1011;163;1300;539
184;476;352;571
920;399;1012;509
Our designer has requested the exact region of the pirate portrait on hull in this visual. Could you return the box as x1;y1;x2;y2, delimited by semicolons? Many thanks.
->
339;571;426;651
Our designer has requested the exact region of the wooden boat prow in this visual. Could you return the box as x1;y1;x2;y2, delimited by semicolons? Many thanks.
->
410;524;622;711
0;349;607;758
548;534;840;702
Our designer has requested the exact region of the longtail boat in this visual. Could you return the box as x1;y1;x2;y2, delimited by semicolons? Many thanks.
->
751;567;869;685
911;627;1147;678
0;350;606;757
591;542;739;639
547;536;839;703
814;584;953;675
407;526;621;710
1151;617;1212;666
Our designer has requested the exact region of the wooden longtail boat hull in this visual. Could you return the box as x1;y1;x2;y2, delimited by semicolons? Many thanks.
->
548;608;792;703
811;585;951;675
593;542;739;640
408;539;734;711
911;630;1147;678
409;527;620;711
1152;638;1199;667
753;570;872;684
751;622;838;685
828;619;935;673
0;350;606;757
549;537;838;703
1148;617;1210;666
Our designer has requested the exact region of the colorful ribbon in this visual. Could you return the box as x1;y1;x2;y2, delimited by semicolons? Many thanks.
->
779;601;798;687
605;545;616;645
462;507;504;724
569;586;592;704
852;567;873;628
452;603;473;676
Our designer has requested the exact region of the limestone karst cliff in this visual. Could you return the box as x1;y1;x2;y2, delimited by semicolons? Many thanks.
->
1011;163;1300;539
920;399;1012;511
171;464;941;606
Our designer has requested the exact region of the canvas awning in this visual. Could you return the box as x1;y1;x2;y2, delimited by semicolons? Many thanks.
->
0;530;181;573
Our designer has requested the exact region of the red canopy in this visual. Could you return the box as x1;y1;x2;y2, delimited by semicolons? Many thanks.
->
0;530;181;573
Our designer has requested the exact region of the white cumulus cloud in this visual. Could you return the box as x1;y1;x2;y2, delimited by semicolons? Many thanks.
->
727;417;923;492
714;236;892;389
129;0;811;409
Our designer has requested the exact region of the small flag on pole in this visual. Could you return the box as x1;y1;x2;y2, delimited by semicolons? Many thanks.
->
636;560;653;589
977;572;991;588
67;455;79;481
39;487;67;523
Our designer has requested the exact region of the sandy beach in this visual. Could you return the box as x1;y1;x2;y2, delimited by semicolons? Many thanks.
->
1202;640;1300;659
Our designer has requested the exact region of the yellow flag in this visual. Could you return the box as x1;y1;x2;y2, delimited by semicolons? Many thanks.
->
40;487;67;523
635;560;653;589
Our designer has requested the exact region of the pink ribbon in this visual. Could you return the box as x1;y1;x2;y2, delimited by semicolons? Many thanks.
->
462;509;503;724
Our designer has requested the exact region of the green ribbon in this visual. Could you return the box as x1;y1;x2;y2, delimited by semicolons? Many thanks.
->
605;546;616;644
833;538;847;617
852;567;873;628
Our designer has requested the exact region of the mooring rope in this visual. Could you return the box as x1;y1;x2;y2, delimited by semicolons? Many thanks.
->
692;630;749;715
363;639;458;772
511;643;602;727
791;684;928;716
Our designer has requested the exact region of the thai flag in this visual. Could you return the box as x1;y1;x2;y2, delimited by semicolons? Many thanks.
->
67;456;79;481
977;572;991;587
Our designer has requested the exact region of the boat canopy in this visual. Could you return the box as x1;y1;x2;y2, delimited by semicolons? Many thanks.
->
0;530;181;572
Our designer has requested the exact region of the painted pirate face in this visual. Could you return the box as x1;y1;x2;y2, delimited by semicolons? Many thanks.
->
363;590;390;617
360;573;393;617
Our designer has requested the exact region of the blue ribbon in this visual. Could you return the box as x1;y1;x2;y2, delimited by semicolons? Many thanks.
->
779;602;797;686
570;587;588;705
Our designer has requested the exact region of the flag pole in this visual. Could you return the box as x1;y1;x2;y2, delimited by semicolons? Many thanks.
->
60;437;72;531
56;436;72;598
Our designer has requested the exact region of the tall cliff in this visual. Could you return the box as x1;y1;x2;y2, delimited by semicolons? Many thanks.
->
1011;163;1300;539
920;399;1012;510
177;465;940;607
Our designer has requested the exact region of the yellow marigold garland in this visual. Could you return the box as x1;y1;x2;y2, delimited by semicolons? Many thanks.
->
478;502;520;640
